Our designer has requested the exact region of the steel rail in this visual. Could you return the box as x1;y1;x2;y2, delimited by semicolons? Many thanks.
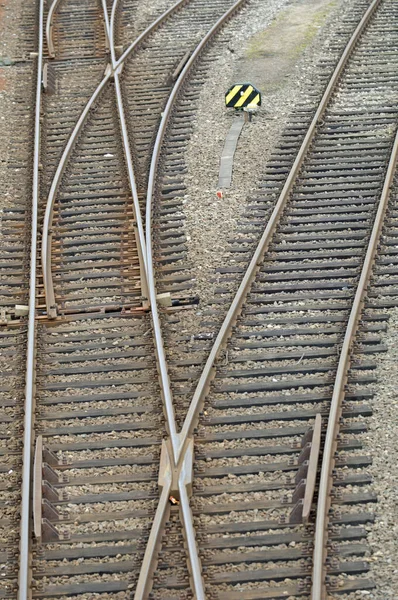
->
177;0;382;468
114;0;188;71
18;0;45;595
41;0;188;317
137;0;380;590
47;0;188;62
134;440;173;599
109;0;118;66
110;0;150;301
311;127;398;599
145;0;248;464
43;2;114;320
138;1;247;597
101;0;111;47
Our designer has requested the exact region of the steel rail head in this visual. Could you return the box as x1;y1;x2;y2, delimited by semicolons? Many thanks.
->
113;67;149;299
134;487;172;599
311;127;398;600
109;0;149;292
109;0;119;67
176;0;383;466
19;0;45;596
178;441;205;600
107;2;149;295
179;485;205;600
101;0;111;47
41;71;112;318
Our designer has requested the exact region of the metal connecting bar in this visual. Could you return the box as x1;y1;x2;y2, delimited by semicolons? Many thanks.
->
311;121;398;599
18;0;45;595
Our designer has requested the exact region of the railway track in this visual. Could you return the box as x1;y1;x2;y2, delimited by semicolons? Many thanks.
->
1;0;398;598
2;0;251;598
142;0;398;596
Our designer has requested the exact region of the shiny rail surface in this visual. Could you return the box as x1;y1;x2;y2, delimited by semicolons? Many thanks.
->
15;0;398;597
133;0;248;595
142;0;396;596
179;0;382;466
19;0;249;598
312;125;398;599
18;0;45;595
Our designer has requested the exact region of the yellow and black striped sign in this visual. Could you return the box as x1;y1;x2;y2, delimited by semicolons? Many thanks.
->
225;83;261;109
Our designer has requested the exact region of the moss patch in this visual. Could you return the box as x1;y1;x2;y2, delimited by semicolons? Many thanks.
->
236;0;338;93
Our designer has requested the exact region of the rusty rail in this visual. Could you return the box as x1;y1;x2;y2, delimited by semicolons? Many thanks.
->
302;414;322;525
311;120;398;600
41;70;111;318
45;0;62;58
18;0;45;595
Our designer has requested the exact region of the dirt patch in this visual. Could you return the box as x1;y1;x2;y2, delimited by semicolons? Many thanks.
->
0;68;8;92
235;0;338;93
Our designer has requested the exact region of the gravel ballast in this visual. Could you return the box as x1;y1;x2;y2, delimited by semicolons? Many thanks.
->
359;308;398;599
182;0;348;303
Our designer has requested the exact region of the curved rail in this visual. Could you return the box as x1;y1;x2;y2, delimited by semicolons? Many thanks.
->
177;0;382;470
137;0;247;597
110;0;150;299
145;0;248;466
47;0;188;61
19;0;45;595
115;0;189;70
312;124;398;599
41;0;188;316
140;0;382;595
